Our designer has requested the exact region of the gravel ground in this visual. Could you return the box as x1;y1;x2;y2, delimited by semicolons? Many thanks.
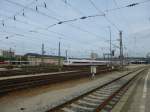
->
0;70;132;112
126;64;147;70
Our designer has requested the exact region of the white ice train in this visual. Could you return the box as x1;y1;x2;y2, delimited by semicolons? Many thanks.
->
63;59;117;66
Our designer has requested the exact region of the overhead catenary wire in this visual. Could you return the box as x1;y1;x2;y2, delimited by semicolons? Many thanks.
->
60;0;84;15
47;13;105;29
0;24;109;57
112;0;132;35
51;0;150;31
1;0;149;56
0;30;94;56
2;0;106;35
1;1;59;28
59;0;119;40
46;0;150;28
4;0;60;21
0;12;107;47
88;0;120;31
0;31;43;48
1;0;36;22
0;31;72;53
0;0;140;33
3;0;150;29
35;2;109;42
0;1;108;43
0;23;92;47
0;10;107;44
104;0;150;12
68;23;106;39
1;22;108;48
113;0;119;7
0;13;47;29
0;0;128;53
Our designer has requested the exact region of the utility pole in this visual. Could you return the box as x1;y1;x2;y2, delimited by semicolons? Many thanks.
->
41;43;45;65
65;49;68;61
58;41;61;71
9;48;12;65
108;26;112;66
119;31;123;69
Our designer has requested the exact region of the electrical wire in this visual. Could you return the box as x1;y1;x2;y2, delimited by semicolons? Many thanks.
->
0;12;106;46
88;0;120;31
3;0;150;29
1;0;36;22
0;1;108;43
60;0;84;15
0;23;90;46
0;0;110;42
104;0;150;13
4;0;60;21
112;0;132;36
2;0;106;34
1;0;149;55
47;13;105;28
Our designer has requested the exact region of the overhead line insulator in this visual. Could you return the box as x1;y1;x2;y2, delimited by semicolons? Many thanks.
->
80;16;87;19
44;2;47;8
13;16;16;20
126;3;139;7
36;6;38;11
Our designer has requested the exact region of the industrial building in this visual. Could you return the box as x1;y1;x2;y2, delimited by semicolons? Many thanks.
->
24;53;65;65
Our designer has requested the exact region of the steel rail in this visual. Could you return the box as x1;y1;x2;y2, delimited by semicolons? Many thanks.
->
47;67;147;112
0;68;113;94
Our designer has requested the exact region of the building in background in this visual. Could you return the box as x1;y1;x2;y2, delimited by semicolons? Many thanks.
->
0;49;15;58
90;52;98;59
24;53;65;65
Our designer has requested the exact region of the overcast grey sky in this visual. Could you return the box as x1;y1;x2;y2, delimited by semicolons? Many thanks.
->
0;0;150;58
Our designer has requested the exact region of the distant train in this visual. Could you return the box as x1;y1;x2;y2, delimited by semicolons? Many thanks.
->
63;58;129;66
0;59;126;66
63;59;119;66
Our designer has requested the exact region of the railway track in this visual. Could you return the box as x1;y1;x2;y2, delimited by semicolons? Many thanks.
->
47;68;147;112
0;68;112;94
